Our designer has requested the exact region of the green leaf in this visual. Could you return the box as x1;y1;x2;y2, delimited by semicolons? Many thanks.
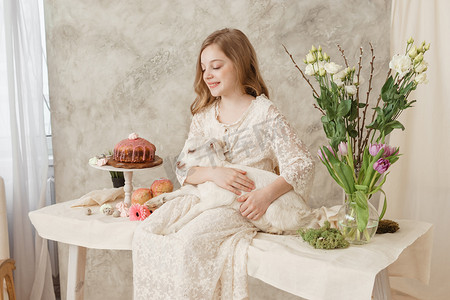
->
348;129;358;138
355;185;368;192
363;148;385;187
400;81;415;94
337;99;352;117
332;163;350;192
378;189;387;220
319;157;343;188
339;163;356;194
349;100;359;121
381;76;394;102
369;172;389;195
355;205;369;232
355;191;368;209
389;156;400;164
366;119;378;130
358;102;367;108
322;146;339;164
387;120;405;130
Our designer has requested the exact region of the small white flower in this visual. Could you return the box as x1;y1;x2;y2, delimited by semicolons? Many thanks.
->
414;52;424;63
324;62;341;74
306;52;316;64
389;54;412;78
345;85;357;95
128;132;139;140
408;46;418;58
414;72;428;84
333;78;344;87
415;60;428;74
318;67;326;77
335;69;347;80
317;52;323;61
316;61;325;69
305;64;315;76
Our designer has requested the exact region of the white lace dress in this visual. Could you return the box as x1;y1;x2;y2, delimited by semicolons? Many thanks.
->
132;95;315;299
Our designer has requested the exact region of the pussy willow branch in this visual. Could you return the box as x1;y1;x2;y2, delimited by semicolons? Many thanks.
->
282;44;319;98
337;44;349;68
362;69;392;150
358;43;374;163
355;46;363;156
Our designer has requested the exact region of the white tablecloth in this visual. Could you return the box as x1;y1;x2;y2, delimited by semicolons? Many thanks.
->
29;199;433;300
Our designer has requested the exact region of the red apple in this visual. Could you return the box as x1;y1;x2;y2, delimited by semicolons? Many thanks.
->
151;178;174;197
131;188;152;205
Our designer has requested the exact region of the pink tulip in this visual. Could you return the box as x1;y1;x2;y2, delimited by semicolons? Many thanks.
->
369;143;383;156
338;142;348;156
327;145;335;155
373;158;390;174
317;149;324;160
382;145;399;157
317;146;335;161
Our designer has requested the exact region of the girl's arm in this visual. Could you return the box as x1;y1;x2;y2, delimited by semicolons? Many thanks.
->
185;166;255;195
238;104;314;221
237;177;292;220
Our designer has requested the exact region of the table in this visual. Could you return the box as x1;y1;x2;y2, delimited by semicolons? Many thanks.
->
29;200;433;300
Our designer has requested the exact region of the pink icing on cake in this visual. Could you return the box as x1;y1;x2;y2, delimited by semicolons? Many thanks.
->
113;136;156;163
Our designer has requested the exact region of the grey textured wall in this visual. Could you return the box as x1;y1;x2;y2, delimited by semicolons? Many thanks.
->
44;0;391;298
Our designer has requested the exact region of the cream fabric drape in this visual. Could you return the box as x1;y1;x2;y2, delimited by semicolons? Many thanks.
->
386;1;450;299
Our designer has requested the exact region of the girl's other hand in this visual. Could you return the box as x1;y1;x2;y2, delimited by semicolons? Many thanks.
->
211;167;255;195
237;188;272;221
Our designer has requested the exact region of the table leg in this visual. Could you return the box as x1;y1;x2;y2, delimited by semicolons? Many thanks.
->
372;267;391;300
67;245;87;300
123;171;133;205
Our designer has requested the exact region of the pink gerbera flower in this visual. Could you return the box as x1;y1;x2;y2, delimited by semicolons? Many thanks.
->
129;204;151;221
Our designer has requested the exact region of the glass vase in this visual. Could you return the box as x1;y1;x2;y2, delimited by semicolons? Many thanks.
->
337;197;379;245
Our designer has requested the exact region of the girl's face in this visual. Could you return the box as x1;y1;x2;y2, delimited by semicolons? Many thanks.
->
200;44;240;98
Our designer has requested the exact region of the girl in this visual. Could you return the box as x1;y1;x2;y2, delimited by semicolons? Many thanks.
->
133;28;315;299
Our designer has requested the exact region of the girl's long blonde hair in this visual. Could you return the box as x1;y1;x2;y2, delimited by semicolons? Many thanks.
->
191;28;269;115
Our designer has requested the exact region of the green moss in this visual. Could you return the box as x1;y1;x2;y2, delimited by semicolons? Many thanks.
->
298;221;349;249
376;219;399;234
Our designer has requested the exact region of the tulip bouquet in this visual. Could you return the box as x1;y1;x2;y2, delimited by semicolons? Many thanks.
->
284;38;429;242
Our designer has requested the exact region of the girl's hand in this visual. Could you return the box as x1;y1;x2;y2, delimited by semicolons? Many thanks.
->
210;167;255;195
237;188;273;221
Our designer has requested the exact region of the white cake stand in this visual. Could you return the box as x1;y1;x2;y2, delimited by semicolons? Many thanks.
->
89;163;163;205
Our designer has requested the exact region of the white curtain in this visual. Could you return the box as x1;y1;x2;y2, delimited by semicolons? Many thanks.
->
0;0;55;299
386;1;450;299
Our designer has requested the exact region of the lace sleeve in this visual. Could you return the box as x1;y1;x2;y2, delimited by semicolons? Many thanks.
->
176;113;205;185
267;105;315;201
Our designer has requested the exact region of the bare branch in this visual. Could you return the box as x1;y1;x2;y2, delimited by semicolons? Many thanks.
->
355;46;363;155
362;68;392;150
313;104;326;116
282;44;319;98
337;44;349;68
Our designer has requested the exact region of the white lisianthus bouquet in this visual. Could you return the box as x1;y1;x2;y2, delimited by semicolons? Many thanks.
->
284;38;429;242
